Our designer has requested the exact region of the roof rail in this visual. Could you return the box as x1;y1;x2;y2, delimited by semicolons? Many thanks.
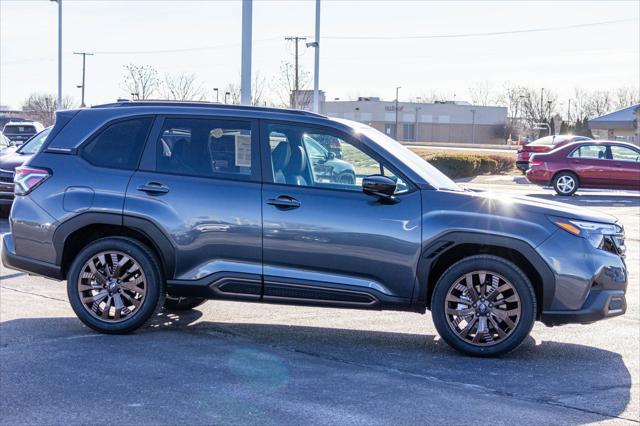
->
91;100;326;118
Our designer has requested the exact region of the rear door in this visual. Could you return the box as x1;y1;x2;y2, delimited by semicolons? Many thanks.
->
260;121;422;305
124;115;263;297
567;144;610;187
608;144;640;189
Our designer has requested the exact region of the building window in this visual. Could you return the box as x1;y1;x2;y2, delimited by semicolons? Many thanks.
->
384;123;397;138
402;124;415;141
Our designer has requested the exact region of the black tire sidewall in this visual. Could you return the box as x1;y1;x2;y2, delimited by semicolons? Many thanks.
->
67;237;164;334
431;255;536;357
553;172;578;196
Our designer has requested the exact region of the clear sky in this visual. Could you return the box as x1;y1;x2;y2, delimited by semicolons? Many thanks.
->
1;0;638;108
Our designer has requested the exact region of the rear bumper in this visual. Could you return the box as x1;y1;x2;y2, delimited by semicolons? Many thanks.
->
1;233;63;280
525;168;553;185
541;290;626;326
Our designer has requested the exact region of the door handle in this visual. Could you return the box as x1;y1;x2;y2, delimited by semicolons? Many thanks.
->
267;196;301;209
137;182;169;194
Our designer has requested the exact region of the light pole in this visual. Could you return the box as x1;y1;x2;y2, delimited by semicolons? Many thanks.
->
470;109;477;144
74;52;93;107
225;91;231;104
394;86;401;140
414;106;422;142
540;87;544;120
213;88;219;103
311;0;321;113
240;0;252;105
50;0;62;108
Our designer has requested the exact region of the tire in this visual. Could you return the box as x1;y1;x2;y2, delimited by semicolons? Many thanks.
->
553;171;579;196
164;295;206;311
431;255;536;357
67;237;165;334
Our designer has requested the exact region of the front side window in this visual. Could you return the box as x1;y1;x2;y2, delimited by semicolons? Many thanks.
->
82;117;153;170
610;145;640;162
156;118;253;179
569;145;608;160
267;123;408;193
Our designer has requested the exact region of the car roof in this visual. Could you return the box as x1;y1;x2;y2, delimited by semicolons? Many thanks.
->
4;121;38;127
561;139;640;149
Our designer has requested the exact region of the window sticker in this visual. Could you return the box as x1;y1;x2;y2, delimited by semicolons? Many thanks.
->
235;134;251;167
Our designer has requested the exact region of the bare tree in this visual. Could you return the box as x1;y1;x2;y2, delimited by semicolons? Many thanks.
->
614;86;640;110
274;61;311;108
467;81;496;106
122;64;159;100
221;72;270;106
22;93;75;126
163;73;205;101
518;87;558;134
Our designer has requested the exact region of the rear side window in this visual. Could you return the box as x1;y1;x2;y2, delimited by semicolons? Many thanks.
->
155;117;254;180
82;117;153;170
569;145;608;160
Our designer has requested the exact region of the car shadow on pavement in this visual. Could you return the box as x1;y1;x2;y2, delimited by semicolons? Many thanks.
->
527;193;640;207
1;313;633;421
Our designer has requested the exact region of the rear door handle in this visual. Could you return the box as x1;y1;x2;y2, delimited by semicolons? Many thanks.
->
137;182;169;194
267;196;301;209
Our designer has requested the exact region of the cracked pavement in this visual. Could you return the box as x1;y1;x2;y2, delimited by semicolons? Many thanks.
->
1;180;638;425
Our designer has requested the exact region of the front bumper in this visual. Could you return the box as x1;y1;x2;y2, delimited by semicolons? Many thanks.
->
537;228;627;326
0;172;14;205
1;233;63;280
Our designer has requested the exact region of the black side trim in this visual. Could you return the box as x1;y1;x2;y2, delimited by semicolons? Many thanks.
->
416;231;556;310
541;290;626;326
167;272;262;301
263;280;379;308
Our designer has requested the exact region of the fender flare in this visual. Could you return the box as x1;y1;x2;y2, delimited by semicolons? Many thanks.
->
52;212;176;278
415;231;556;311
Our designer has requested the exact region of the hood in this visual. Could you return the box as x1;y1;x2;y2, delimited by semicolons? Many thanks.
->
466;189;618;224
0;150;31;172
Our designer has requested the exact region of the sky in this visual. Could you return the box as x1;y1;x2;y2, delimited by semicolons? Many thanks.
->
1;0;638;109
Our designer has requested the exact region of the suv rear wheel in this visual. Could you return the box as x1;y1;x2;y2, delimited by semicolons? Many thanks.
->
431;255;536;357
67;237;164;334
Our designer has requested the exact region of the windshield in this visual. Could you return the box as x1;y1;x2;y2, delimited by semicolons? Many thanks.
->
17;127;52;155
340;120;461;191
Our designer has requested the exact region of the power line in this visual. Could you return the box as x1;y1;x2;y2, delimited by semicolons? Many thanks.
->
318;18;638;40
92;37;280;55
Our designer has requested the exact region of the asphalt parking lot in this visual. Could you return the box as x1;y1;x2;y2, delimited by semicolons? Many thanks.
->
1;177;638;425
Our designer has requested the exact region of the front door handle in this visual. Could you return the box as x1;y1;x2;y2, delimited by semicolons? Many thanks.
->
137;182;170;194
267;196;301;210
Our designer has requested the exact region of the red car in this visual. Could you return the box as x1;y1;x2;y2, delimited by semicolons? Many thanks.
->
526;140;640;195
516;135;592;173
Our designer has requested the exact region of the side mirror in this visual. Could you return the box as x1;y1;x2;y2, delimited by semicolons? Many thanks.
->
363;175;397;203
326;151;336;160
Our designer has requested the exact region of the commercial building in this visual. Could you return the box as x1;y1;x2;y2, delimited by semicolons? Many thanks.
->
588;104;639;144
294;91;508;144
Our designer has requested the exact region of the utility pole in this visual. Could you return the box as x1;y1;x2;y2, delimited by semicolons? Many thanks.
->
394;86;401;140
312;0;321;113
285;36;307;109
540;87;544;121
50;0;62;108
240;0;252;106
567;99;571;123
470;109;477;144
73;52;93;107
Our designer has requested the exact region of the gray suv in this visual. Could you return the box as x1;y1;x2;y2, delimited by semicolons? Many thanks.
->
1;101;628;357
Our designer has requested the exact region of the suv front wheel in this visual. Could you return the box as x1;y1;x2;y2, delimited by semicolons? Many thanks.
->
67;237;164;334
431;255;536;357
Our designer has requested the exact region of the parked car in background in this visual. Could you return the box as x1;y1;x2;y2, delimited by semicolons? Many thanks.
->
2;121;44;144
304;135;356;184
0;132;14;154
1;101;628;357
526;140;640;195
516;135;592;173
0;127;51;213
0;116;31;130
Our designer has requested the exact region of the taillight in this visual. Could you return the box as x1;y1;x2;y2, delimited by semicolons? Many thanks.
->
14;166;50;195
529;160;544;166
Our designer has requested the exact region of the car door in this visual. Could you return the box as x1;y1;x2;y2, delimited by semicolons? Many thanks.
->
608;144;640;189
124;115;263;299
567;144;610;187
260;121;422;306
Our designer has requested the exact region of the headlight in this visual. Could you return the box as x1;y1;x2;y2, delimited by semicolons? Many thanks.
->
549;216;625;254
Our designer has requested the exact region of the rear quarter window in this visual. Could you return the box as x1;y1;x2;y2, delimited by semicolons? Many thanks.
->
81;117;153;170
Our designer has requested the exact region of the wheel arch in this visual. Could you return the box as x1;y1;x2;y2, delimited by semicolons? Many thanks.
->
53;212;176;280
552;169;580;184
416;232;555;318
